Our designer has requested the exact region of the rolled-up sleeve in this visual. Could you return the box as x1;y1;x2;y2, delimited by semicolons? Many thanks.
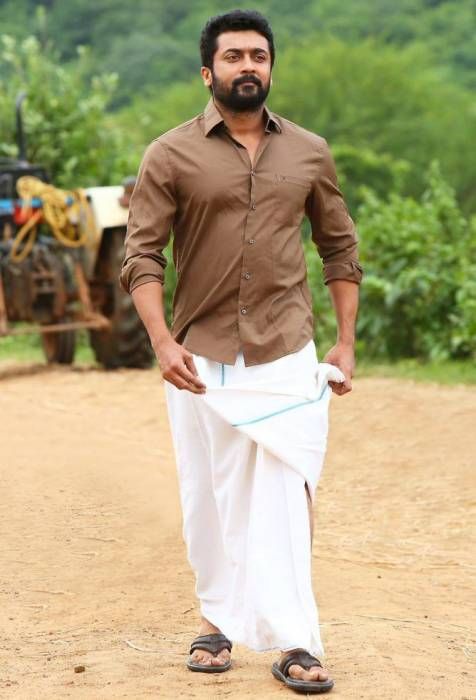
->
119;139;177;293
306;138;363;285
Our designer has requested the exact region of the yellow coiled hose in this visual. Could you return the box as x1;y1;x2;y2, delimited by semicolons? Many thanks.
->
10;176;95;262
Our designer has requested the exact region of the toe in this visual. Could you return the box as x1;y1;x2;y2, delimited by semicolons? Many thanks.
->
287;664;303;680
191;646;231;668
211;649;230;666
191;650;212;665
309;665;329;681
288;663;330;682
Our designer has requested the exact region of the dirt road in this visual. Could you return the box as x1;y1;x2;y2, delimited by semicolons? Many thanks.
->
1;363;474;699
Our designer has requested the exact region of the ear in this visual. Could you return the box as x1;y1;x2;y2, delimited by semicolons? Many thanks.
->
201;66;212;88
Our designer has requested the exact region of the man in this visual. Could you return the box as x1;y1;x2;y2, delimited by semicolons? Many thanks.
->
120;9;362;695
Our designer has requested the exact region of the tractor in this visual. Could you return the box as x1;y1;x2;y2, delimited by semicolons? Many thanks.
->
0;93;153;368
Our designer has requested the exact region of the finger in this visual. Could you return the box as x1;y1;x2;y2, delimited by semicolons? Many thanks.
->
329;380;344;391
177;363;206;390
183;354;205;387
169;374;204;394
186;384;207;394
165;361;204;389
338;382;352;394
329;380;351;395
165;376;187;391
183;352;199;377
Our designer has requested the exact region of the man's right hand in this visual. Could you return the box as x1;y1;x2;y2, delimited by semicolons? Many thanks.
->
129;282;205;393
154;337;206;394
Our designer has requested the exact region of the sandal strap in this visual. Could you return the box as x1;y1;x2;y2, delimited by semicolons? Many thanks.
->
189;633;232;656
279;649;323;678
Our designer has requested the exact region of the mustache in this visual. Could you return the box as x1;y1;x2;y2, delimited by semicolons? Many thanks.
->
232;74;263;88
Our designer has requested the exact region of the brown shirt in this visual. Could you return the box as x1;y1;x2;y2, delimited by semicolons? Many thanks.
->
120;99;363;366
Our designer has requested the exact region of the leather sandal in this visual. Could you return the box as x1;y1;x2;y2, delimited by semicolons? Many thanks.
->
187;633;232;673
272;648;334;693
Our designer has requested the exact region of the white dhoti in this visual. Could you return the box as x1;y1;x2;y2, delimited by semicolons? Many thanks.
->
164;339;343;657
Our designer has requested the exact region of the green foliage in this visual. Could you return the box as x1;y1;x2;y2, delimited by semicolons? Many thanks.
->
355;163;475;360
271;39;476;212
163;241;177;327
0;0;33;40
0;35;134;187
305;0;476;88
115;78;206;154
2;0;474;89
331;145;409;215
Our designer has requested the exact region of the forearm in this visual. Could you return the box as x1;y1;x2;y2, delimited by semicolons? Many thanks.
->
131;281;172;351
327;279;359;346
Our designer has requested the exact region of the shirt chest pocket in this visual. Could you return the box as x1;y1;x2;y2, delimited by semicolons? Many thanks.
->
272;173;311;226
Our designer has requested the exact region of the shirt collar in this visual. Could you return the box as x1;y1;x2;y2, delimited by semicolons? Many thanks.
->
203;98;282;136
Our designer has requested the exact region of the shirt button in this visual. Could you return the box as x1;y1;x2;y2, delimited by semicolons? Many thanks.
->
250;169;255;176
248;238;256;245
250;201;256;210
240;307;248;315
243;272;251;280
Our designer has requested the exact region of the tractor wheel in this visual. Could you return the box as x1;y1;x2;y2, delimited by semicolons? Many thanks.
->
41;328;76;364
89;228;154;369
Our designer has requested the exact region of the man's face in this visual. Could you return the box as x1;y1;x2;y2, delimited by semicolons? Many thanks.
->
202;30;272;111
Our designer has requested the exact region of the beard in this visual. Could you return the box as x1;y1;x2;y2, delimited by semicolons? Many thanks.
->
211;73;270;112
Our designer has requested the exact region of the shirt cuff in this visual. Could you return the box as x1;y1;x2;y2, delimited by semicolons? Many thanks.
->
119;258;165;293
323;260;363;285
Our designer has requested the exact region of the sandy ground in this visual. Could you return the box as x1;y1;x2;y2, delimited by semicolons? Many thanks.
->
0;362;475;700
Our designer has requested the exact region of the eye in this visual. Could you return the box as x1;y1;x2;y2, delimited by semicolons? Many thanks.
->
255;53;267;62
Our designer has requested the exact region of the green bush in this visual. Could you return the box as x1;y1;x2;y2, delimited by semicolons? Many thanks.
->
331;144;409;216
0;34;134;187
304;162;476;361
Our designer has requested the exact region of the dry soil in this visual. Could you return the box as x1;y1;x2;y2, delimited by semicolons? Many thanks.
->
0;362;475;699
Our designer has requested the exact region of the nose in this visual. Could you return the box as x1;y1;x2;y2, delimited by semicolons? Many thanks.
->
240;54;256;73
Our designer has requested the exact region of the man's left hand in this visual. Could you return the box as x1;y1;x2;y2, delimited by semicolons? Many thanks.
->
322;342;355;396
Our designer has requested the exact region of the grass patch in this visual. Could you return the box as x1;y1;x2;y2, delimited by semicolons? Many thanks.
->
0;328;96;364
356;359;476;385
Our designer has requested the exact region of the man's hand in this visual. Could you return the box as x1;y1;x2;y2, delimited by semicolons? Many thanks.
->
129;282;206;394
154;337;206;394
323;342;355;396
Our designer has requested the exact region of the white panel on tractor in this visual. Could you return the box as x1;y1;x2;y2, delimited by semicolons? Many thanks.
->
86;186;129;231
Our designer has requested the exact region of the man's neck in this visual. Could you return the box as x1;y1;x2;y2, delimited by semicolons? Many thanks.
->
214;99;266;138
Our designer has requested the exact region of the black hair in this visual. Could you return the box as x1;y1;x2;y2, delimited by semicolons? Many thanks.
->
200;9;275;69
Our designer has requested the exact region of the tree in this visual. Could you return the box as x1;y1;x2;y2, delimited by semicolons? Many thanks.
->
271;38;476;212
0;34;134;187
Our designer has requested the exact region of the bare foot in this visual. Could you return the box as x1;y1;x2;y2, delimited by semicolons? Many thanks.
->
190;617;231;667
280;649;332;683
